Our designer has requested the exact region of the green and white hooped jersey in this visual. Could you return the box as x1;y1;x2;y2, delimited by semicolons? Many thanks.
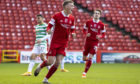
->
34;23;48;45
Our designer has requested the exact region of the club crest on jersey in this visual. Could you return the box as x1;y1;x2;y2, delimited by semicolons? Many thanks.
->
60;20;63;22
94;24;97;27
90;25;93;27
65;19;68;23
98;26;100;29
69;20;72;24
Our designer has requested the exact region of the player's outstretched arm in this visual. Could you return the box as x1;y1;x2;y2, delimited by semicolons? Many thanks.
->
36;34;51;44
37;23;53;44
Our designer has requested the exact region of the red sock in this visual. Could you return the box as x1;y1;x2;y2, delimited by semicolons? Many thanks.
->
40;60;48;68
46;65;58;79
84;58;92;73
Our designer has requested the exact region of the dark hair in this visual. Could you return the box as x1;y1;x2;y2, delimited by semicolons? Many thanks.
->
36;14;44;18
93;9;102;15
62;0;74;7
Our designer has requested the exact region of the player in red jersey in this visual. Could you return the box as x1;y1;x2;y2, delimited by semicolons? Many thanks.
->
34;0;76;83
82;9;106;78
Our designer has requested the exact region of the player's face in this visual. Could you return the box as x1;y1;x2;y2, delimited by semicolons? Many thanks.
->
93;11;101;19
36;16;43;23
65;3;74;14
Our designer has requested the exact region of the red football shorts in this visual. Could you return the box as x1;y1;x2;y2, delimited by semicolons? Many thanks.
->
47;42;66;56
83;41;98;56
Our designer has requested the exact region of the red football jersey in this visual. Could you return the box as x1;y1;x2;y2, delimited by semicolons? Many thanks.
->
47;11;75;45
83;19;105;42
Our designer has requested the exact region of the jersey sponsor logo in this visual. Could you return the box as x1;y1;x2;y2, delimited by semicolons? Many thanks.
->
94;24;97;27
60;24;71;29
90;24;99;32
90;27;98;32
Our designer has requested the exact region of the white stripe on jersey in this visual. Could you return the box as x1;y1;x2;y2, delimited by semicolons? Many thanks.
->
35;26;47;28
36;35;46;36
83;24;87;29
49;18;55;25
101;30;106;33
36;29;46;30
101;26;106;33
71;26;75;29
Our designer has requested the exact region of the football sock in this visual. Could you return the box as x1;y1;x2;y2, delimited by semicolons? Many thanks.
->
46;65;58;79
83;72;86;75
27;60;35;72
40;60;49;68
46;66;51;70
84;58;92;73
61;59;64;69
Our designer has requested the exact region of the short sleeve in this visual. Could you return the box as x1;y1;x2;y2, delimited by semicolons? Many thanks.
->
101;24;106;33
83;21;88;30
49;14;57;25
71;17;75;29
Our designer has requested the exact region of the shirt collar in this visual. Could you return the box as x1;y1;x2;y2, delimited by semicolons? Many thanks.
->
93;19;100;23
61;11;70;17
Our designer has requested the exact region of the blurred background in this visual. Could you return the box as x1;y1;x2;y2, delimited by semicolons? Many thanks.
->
0;0;140;84
0;0;140;64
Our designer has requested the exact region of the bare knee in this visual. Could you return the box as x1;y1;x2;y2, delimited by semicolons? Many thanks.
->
53;54;64;67
53;61;60;67
46;56;56;66
83;56;87;61
30;54;36;60
47;60;54;66
89;54;94;60
40;53;46;61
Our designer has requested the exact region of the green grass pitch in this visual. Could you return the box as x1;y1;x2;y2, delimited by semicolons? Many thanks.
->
0;63;140;84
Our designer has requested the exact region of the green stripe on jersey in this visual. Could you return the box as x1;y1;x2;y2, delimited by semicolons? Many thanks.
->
36;33;46;35
35;43;47;46
34;23;48;44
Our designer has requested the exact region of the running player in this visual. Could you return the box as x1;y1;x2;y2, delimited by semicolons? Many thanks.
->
34;0;75;83
82;9;106;78
21;14;49;76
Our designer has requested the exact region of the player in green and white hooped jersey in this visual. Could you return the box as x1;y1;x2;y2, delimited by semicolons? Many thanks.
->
37;27;70;72
21;14;50;76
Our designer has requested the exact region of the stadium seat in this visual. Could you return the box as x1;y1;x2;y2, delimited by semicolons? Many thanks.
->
0;0;139;51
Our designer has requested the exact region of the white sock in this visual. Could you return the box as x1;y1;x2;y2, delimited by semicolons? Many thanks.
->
46;66;51;70
83;72;86;74
27;60;35;72
61;59;64;69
